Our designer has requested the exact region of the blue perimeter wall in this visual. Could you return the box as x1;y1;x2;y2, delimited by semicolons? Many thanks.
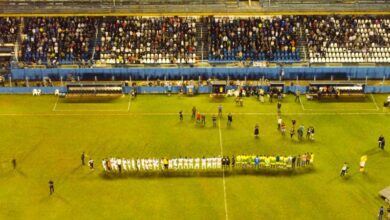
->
11;66;390;80
0;85;389;94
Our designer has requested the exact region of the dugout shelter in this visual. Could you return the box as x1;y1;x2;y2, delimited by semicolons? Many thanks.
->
65;83;123;102
211;81;227;96
307;82;366;100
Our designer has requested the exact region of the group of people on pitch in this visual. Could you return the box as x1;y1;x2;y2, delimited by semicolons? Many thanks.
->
236;153;314;169
102;153;314;173
102;157;224;172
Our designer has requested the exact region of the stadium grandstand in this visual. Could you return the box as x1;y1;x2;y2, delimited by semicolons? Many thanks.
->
0;1;389;220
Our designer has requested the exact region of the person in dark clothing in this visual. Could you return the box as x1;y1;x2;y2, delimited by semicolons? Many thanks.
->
290;128;295;139
277;102;282;114
227;113;233;127
212;115;217;127
48;180;54;195
378;206;384;220
295;90;301;102
222;157;227;168
81;152;85;166
12;159;16;169
254;124;259;138
192;106;196;119
226;157;230;168
378;135;385;150
269;91;273;103
231;155;235;168
292;120;296;129
179;111;183;121
118;163;122;173
292;156;296;168
296;155;301;167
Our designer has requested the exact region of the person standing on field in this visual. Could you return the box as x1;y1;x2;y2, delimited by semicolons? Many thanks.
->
378;135;385;150
227;113;233;127
218;105;223;118
192;107;196;120
81;152;85;166
378;206;384;220
12;159;16;169
212;115;217;127
179;111;183;121
254;124;259;138
48;180;54;195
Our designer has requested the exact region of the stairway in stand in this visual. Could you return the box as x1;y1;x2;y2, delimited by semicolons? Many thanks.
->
195;18;209;63
297;25;308;62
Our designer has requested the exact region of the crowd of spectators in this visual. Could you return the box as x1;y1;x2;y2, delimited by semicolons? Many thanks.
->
304;15;390;63
98;16;197;64
22;17;97;65
8;15;390;66
207;16;300;62
0;17;20;44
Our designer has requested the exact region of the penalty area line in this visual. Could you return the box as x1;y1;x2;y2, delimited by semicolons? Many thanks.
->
370;94;380;111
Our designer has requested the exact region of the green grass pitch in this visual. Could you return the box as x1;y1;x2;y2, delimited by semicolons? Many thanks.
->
0;93;389;219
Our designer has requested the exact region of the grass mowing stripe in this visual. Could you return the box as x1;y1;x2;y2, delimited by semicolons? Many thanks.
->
218;118;229;220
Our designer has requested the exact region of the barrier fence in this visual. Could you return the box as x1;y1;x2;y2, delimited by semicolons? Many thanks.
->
10;66;390;81
0;85;389;94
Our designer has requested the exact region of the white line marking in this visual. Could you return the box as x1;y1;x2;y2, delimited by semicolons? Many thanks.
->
127;95;132;112
299;96;305;111
299;97;378;112
54;109;128;112
52;96;59;112
0;112;389;117
302;108;378;111
218;118;229;220
370;94;380;111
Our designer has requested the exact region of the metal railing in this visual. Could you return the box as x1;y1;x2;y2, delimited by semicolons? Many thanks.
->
260;0;389;6
0;0;227;8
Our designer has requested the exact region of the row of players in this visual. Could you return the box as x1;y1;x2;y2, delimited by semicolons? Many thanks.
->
102;154;314;172
102;157;223;172
236;153;314;168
